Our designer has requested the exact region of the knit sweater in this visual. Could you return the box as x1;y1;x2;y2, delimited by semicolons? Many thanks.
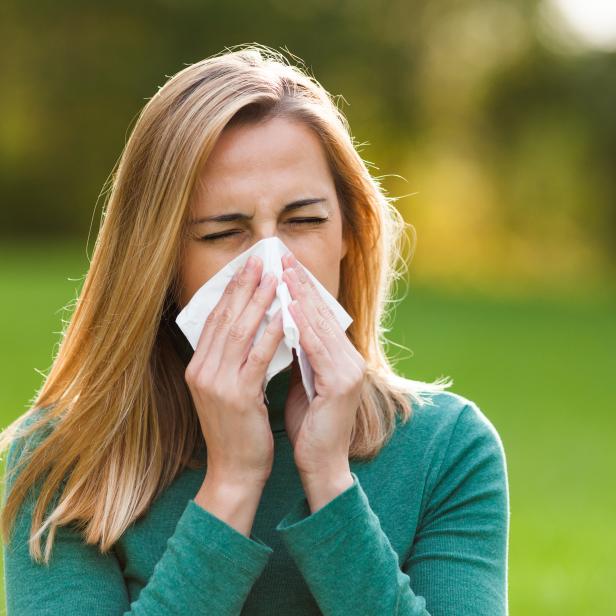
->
2;367;509;615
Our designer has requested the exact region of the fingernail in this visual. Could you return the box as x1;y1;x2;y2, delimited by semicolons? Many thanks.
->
246;255;257;270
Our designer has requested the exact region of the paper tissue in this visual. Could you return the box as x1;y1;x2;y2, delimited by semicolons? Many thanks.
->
175;236;353;403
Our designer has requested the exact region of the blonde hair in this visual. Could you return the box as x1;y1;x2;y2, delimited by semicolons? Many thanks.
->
0;43;452;564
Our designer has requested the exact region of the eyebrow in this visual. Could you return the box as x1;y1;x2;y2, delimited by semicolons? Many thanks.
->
189;197;328;225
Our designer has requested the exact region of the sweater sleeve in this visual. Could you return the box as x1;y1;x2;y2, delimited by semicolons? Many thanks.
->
274;402;509;616
402;402;510;615
2;422;273;615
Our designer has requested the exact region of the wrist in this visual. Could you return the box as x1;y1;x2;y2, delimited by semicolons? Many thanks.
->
194;475;265;537
300;466;354;514
200;471;267;498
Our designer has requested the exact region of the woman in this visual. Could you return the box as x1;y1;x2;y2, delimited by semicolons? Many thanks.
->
1;45;509;615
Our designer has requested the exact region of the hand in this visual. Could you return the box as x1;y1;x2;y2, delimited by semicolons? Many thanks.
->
184;255;285;488
281;252;366;485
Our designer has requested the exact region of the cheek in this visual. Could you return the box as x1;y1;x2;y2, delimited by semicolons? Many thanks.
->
291;240;343;299
178;248;218;308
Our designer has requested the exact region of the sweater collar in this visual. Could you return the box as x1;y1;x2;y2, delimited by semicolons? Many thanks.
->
264;365;291;434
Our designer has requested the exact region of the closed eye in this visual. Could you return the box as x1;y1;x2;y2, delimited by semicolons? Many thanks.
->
198;217;329;242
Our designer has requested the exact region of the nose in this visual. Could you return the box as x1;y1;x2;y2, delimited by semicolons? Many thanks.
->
247;233;294;269
252;225;278;243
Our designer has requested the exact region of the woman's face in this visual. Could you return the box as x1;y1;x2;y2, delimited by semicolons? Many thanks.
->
178;116;348;309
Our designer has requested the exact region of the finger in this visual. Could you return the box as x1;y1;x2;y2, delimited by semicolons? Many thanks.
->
288;298;336;378
240;307;285;387
205;256;265;370
282;253;363;370
191;266;242;365
282;260;346;360
219;271;279;368
193;256;262;368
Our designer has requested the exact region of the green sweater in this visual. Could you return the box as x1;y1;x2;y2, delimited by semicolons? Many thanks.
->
2;368;509;615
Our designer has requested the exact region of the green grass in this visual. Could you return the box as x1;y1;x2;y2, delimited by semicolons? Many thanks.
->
1;240;614;614
389;283;616;614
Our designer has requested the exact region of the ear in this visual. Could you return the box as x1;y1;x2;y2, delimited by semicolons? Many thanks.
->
341;235;348;260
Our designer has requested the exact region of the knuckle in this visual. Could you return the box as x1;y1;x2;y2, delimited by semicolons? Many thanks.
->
211;382;228;401
205;309;218;327
314;339;328;357
340;371;359;391
236;270;251;287
184;364;197;384
267;315;282;332
216;307;233;328
253;286;271;306
248;347;268;367
317;303;335;320
316;315;332;334
343;378;355;393
297;268;308;283
194;372;213;392
223;278;237;295
228;322;247;342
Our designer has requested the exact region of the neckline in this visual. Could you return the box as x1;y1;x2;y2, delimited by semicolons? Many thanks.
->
264;366;292;434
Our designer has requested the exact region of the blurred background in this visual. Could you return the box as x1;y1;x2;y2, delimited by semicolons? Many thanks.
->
1;1;614;613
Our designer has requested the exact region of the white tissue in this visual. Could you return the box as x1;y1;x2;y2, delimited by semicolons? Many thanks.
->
175;236;353;403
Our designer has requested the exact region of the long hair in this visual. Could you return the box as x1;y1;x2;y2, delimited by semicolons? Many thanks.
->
0;44;451;564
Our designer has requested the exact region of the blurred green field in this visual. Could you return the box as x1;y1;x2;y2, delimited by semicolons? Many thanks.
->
1;241;614;615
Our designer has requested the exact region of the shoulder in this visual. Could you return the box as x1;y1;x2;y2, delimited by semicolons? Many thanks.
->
392;389;509;533
3;406;57;487
394;389;508;499
398;388;506;457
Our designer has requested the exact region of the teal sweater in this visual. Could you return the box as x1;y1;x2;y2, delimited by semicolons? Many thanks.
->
2;368;509;615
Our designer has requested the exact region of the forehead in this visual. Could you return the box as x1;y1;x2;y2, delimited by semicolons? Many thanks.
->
194;117;334;207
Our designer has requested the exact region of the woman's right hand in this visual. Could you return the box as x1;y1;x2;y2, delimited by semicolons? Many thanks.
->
184;254;285;489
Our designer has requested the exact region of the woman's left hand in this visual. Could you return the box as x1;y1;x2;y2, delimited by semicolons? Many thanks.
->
281;252;366;494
